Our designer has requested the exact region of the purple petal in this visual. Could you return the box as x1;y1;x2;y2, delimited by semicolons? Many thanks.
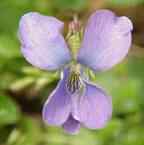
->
19;12;71;70
42;69;71;126
78;9;133;72
78;81;112;129
63;115;80;135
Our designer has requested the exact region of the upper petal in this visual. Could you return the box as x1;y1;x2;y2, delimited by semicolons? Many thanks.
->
78;9;133;72
78;81;112;129
42;69;71;126
19;12;71;70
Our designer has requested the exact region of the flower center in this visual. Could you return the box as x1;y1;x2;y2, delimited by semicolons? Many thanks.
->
66;65;84;94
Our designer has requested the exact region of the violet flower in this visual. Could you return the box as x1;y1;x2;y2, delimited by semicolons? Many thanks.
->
18;9;133;134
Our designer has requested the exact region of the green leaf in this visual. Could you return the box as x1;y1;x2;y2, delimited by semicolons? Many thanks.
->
0;96;20;126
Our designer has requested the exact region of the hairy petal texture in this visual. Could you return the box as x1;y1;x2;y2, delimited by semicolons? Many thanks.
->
19;12;71;70
42;70;71;126
78;81;112;129
63;115;80;134
78;9;133;72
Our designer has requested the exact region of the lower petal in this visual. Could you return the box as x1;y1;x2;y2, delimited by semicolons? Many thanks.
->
78;81;112;129
42;69;71;126
63;115;80;135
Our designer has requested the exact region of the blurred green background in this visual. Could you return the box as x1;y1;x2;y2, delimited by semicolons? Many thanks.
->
0;0;144;145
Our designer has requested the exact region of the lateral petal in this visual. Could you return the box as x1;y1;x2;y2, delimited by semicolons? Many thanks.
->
42;69;71;126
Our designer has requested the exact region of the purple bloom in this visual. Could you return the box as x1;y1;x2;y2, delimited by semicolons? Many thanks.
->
18;10;133;134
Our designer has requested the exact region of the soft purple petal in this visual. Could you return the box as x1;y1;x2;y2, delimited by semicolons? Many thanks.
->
63;115;80;135
78;9;133;72
42;69;71;126
78;81;112;129
19;12;71;70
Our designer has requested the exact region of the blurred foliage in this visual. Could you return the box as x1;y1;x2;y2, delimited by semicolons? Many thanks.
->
108;0;144;6
0;0;144;145
0;96;20;126
52;0;87;11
